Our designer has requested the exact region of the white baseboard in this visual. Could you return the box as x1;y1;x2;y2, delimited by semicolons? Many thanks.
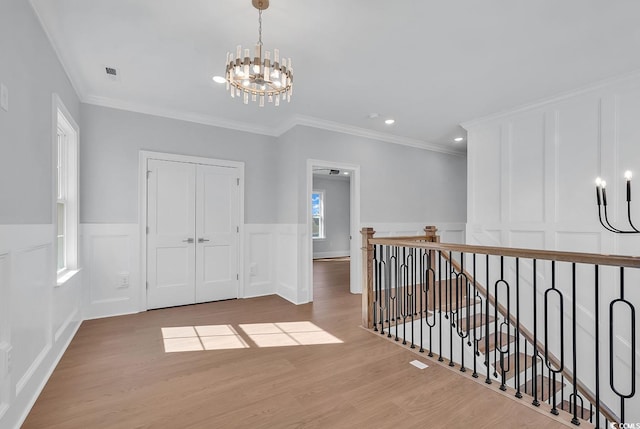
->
313;250;349;259
14;320;81;429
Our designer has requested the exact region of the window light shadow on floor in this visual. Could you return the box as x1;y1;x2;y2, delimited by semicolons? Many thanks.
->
162;325;249;353
161;321;342;353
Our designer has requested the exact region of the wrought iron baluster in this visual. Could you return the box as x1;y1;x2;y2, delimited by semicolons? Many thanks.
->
485;254;492;385
419;248;424;353
544;261;563;415
609;267;636;424
495;256;511;391
571;263;580;426
425;250;436;357
448;252;455;366
515;257;522;398
472;253;480;379
594;265;600;428
456;252;470;373
373;244;379;332
532;259;540;406
438;251;444;362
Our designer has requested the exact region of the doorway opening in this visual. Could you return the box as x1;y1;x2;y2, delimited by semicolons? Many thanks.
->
306;160;361;302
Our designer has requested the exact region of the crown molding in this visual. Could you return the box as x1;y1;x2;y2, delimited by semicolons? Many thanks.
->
29;0;85;100
82;96;465;156
83;95;280;137
277;115;466;157
460;68;640;131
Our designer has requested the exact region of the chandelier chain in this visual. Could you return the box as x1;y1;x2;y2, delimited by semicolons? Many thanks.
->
258;8;263;46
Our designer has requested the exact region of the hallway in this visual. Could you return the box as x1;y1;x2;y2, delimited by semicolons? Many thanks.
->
24;260;568;428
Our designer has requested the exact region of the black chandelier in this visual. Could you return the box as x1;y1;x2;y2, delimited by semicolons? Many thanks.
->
595;171;640;233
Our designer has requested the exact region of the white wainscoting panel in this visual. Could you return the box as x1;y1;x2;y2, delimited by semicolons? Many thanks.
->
0;225;82;429
276;225;301;304
82;224;140;320
12;243;52;395
464;71;640;424
243;224;276;298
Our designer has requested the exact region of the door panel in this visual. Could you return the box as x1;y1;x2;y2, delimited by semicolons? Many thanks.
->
147;159;196;309
195;165;239;302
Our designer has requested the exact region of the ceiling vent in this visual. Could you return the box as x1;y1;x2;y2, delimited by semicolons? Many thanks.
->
105;67;117;76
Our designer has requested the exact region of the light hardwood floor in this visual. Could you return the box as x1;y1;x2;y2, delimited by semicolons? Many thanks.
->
24;260;571;428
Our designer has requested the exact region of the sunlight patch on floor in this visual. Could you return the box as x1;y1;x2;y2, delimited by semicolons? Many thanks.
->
162;324;249;353
240;321;343;348
162;321;342;353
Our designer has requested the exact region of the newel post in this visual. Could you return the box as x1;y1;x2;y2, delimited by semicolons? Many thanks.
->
361;227;375;329
424;226;440;268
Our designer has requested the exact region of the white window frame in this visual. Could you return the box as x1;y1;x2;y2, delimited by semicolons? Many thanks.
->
311;190;325;240
53;94;79;285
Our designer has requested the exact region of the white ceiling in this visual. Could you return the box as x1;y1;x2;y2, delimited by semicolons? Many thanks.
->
31;0;640;153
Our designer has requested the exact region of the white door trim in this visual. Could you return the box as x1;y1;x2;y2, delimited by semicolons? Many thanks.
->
139;150;245;311
306;159;361;299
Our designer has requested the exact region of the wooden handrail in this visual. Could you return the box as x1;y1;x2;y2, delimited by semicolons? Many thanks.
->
369;239;640;268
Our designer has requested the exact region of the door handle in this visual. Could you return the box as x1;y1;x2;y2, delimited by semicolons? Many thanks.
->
182;238;195;243
198;238;210;243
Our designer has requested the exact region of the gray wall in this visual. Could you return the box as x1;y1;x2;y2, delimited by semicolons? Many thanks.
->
81;105;467;227
0;0;80;224
277;126;467;225
312;176;350;257
80;104;279;224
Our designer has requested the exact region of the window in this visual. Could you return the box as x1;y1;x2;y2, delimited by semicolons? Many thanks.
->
311;190;325;239
54;95;79;282
56;127;67;271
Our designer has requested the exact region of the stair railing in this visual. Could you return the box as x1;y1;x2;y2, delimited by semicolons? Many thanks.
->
361;226;639;428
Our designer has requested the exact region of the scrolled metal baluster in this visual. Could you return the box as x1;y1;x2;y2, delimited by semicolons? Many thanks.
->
419;248;424;353
609;267;636;424
594;265;601;428
569;392;584;424
484;254;492;385
571;263;580;426
438;251;444;362
472;253;481;379
409;248;416;349
456;259;471;372
448;252;455;367
515;257;522;398
532;259;540;407
424;251;437;357
373;244;379;332
400;251;410;346
495;256;511;391
377;246;387;335
387;248;397;339
544;261;563;415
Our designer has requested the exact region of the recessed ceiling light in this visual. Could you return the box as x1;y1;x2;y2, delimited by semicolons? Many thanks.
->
343;171;350;175
385;119;395;125
212;76;226;84
454;137;464;142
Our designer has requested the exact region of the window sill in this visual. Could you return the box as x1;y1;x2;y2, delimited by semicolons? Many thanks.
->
56;268;81;287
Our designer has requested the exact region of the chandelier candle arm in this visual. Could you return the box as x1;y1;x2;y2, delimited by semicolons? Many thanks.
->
594;173;640;234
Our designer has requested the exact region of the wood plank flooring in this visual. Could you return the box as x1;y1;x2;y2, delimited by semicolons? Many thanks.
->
24;260;571;428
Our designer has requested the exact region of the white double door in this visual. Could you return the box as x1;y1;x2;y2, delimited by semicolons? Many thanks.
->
147;159;239;310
